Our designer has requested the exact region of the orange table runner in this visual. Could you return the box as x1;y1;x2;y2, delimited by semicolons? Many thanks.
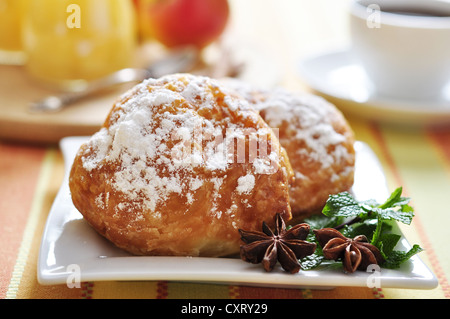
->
1;119;449;299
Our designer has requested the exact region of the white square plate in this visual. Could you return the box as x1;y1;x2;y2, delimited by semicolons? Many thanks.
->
38;137;438;290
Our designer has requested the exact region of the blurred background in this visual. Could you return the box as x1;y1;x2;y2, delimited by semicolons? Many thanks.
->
0;0;351;144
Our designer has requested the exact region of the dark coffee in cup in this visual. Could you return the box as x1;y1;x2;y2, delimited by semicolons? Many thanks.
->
350;0;450;100
384;8;450;17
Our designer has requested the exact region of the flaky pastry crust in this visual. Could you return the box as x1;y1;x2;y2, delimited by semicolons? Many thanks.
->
221;79;355;220
69;74;293;257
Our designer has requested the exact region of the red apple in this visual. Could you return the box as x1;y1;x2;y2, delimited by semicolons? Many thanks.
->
136;0;230;49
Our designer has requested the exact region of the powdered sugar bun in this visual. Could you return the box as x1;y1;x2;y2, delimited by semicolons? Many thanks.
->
69;74;293;257
220;78;355;219
256;89;355;218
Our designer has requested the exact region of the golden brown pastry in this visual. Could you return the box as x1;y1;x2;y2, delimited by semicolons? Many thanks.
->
257;90;355;219
69;74;294;257
220;80;355;219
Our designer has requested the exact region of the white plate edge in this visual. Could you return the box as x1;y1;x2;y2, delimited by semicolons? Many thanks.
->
36;137;439;290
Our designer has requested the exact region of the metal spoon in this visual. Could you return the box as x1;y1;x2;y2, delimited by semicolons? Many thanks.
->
29;47;199;113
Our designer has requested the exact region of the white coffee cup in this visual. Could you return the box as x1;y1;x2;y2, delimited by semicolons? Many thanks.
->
350;0;450;101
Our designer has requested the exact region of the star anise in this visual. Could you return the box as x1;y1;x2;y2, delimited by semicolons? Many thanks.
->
238;213;316;273
313;228;385;273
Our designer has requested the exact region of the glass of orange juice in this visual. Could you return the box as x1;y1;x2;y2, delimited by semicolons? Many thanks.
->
22;0;137;91
0;0;26;65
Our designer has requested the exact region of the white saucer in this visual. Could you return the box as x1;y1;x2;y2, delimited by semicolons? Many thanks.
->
298;48;450;127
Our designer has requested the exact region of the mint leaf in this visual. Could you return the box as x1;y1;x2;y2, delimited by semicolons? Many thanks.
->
377;232;401;257
304;187;423;271
383;244;424;269
322;192;367;218
374;207;414;225
322;187;414;225
299;254;324;270
304;214;345;231
345;221;377;240
374;187;414;225
378;187;405;208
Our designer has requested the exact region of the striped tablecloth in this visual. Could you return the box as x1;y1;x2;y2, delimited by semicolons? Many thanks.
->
1;118;449;300
1;0;449;301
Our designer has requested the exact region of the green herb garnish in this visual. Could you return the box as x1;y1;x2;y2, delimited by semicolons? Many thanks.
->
300;187;423;271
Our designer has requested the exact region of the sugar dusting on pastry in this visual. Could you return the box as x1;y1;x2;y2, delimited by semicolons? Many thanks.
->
69;73;293;257
236;174;256;194
69;74;355;257
79;74;287;219
258;90;355;216
220;78;355;218
257;89;352;172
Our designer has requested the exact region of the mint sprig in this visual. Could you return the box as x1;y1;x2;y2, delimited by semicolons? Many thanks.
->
301;187;423;271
